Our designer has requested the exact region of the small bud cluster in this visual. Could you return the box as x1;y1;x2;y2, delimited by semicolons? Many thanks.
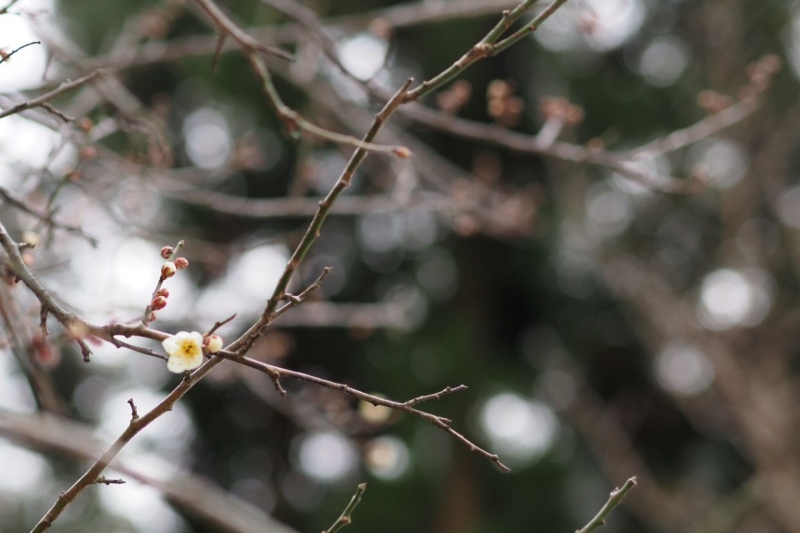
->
148;244;190;322
698;54;782;114
487;80;525;127
160;256;189;280
78;117;94;133
436;80;473;115
539;96;585;127
79;145;98;160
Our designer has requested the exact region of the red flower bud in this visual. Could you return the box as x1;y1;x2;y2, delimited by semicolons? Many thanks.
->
151;296;168;310
156;288;170;298
174;257;189;270
160;246;174;259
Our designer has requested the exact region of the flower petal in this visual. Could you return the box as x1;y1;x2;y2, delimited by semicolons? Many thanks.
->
162;335;180;356
167;351;204;373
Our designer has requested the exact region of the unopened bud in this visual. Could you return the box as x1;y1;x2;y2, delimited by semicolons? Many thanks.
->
393;146;412;159
21;231;39;247
78;117;94;132
204;334;223;353
160;246;174;259
156;288;170;298
79;145;98;160
151;295;168;310
161;261;176;278
174;257;189;270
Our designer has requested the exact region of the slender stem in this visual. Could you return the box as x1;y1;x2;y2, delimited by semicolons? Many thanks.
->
141;240;183;326
0;41;40;65
575;477;638;533
324;483;367;533
229;78;414;354
403;0;564;102
492;0;570;54
29;358;223;533
194;0;408;155
0;69;106;119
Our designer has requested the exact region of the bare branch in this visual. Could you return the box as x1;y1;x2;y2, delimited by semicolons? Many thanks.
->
29;357;224;533
630;100;757;158
193;0;409;156
0;186;97;244
79;0;524;72
229;77;415;354
0;69;106;120
404;385;469;407
0;408;302;533
274;266;331;318
0;0;21;15
220;352;511;472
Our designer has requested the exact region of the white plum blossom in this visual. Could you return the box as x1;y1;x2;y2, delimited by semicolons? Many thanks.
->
162;331;205;373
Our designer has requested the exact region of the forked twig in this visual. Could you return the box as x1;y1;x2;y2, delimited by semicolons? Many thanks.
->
324;483;367;533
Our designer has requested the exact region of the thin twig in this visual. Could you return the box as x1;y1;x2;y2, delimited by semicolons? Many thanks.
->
193;0;409;156
404;385;468;407
401;0;558;102
40;102;75;122
0;0;21;15
108;337;168;361
159;185;454;218
206;313;237;335
0;407;303;533
631;100;756;157
575;477;638;533
274;266;332;318
0;186;97;244
0;285;64;414
29;357;223;533
0;69;106;120
218;352;511;472
324;483;367;533
0;220;93;361
79;0;524;72
93;477;126;485
492;0;571;54
211;33;226;72
127;398;139;420
0;41;40;65
229;78;415;354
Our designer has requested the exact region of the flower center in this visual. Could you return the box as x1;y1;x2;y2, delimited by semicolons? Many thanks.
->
179;339;200;357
